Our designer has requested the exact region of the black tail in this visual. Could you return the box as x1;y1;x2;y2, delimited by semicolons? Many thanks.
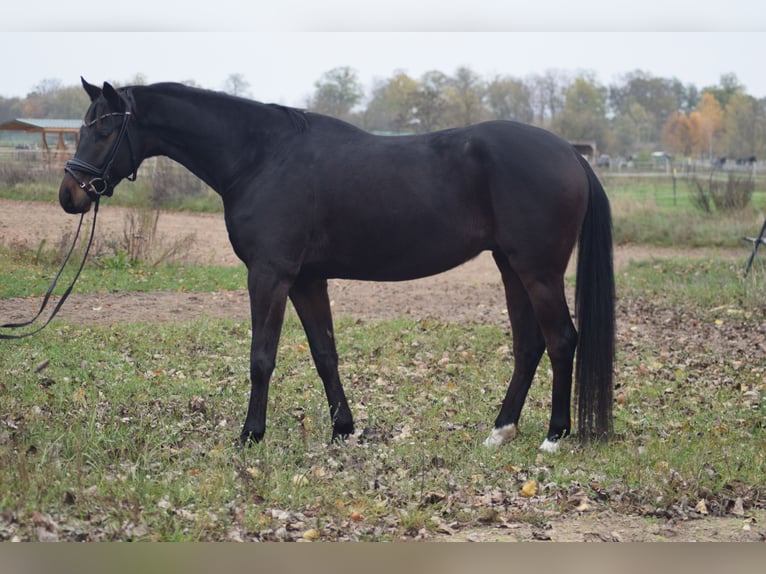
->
574;156;615;441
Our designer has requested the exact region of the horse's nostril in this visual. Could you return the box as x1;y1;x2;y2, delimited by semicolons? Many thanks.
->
59;183;91;214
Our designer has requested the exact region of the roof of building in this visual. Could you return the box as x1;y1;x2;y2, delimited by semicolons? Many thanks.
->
0;118;81;132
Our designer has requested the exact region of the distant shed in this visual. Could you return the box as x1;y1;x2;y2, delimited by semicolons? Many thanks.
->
0;118;81;153
570;140;598;162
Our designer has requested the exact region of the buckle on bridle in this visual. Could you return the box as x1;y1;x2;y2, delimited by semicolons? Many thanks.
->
86;177;110;197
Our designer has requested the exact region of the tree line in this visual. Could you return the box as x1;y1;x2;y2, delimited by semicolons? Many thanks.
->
2;68;764;161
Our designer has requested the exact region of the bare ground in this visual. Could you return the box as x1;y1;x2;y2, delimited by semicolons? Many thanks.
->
0;198;745;327
1;199;764;542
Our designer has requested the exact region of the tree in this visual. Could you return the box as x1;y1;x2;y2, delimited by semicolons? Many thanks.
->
442;66;487;127
223;73;251;98
486;75;534;123
32;78;63;96
697;92;725;158
127;73;148;86
723;93;763;158
612;102;652;155
20;80;89;118
410;70;450;133
0;96;24;123
703;73;745;110
609;70;683;145
308;67;364;123
22;78;62;117
662;111;703;157
677;81;700;114
363;72;420;132
528;69;569;127
553;74;609;149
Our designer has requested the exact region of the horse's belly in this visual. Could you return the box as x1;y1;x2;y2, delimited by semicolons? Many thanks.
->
305;237;487;282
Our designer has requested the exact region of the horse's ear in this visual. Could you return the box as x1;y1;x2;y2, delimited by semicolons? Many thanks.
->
102;82;124;109
81;77;101;102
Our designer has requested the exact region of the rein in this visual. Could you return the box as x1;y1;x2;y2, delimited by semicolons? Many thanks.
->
0;199;100;340
1;92;141;339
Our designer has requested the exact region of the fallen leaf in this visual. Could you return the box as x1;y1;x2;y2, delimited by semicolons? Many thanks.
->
71;387;87;407
520;479;538;498
292;474;308;486
695;499;708;515
421;491;446;505
302;528;321;541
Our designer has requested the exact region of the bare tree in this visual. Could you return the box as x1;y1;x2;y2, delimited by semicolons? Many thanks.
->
223;73;252;98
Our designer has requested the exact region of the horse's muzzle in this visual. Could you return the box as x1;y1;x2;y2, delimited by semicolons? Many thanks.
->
59;174;93;214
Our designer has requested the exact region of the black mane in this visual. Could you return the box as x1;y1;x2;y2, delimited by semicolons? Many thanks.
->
267;103;309;132
132;82;309;133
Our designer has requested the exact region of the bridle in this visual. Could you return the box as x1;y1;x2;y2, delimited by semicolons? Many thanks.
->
1;97;139;339
64;102;138;200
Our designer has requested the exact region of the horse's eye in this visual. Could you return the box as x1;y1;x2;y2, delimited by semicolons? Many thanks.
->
94;127;112;140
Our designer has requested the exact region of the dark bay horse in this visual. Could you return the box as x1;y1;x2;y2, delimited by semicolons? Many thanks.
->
59;80;615;451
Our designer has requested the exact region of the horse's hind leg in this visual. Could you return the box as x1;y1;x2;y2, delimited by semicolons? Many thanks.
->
485;250;546;447
289;276;354;442
519;269;578;451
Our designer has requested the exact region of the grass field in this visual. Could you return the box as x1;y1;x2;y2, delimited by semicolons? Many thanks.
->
604;175;766;247
1;175;765;541
0;269;764;540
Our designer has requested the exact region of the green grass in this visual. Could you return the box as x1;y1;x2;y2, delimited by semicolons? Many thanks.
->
1;256;765;541
0;246;247;298
0;179;224;213
617;257;766;312
611;202;766;247
605;176;766;247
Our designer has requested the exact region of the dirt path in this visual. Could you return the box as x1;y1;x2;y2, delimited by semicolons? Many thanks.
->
0;198;745;326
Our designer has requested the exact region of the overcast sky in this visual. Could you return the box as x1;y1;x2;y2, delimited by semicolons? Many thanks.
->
3;2;765;106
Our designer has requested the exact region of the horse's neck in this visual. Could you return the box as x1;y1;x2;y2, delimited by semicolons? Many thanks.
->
134;86;281;192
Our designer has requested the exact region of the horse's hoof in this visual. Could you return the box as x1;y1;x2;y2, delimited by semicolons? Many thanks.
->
484;423;517;448
329;434;348;446
239;429;264;447
331;421;355;444
330;430;354;444
539;438;559;452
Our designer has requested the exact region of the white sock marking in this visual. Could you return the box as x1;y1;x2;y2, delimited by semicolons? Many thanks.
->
539;438;559;453
484;423;517;448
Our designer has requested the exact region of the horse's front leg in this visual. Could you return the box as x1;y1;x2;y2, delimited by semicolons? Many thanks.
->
240;267;291;445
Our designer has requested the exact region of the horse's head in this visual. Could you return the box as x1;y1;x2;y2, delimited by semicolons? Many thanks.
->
59;79;138;214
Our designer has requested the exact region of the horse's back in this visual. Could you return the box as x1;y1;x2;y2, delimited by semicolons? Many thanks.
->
294;119;589;281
